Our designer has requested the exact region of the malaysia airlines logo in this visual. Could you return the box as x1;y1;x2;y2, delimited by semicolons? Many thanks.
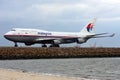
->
87;23;93;32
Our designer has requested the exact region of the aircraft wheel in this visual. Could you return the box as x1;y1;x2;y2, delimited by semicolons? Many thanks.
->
55;44;60;47
42;44;47;47
50;44;53;47
14;42;18;47
50;44;60;47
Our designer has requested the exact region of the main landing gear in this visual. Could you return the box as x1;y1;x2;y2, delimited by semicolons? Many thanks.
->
42;44;47;47
50;44;60;47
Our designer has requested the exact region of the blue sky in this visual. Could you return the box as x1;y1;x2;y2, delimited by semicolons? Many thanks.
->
0;0;120;47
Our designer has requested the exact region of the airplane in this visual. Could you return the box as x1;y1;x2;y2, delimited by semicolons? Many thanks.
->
4;18;115;47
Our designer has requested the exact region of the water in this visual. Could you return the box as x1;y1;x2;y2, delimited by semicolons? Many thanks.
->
0;58;120;80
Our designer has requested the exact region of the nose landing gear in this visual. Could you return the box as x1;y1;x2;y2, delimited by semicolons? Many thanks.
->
14;42;18;47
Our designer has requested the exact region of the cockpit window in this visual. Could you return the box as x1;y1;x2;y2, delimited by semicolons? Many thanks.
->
11;29;16;31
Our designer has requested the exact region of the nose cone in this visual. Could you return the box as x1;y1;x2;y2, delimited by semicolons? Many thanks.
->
4;31;13;41
4;33;9;39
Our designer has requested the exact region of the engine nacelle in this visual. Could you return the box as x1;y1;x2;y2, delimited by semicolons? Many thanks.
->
53;40;61;44
76;38;87;44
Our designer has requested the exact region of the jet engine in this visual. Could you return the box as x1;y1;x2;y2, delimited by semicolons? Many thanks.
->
76;38;87;44
53;40;61;44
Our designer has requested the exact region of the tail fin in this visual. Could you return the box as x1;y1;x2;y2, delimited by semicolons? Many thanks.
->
80;18;97;33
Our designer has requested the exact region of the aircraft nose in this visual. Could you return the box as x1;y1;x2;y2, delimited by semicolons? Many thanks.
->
4;32;11;39
4;33;8;39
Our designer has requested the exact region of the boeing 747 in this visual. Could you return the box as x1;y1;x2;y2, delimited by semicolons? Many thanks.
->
4;18;114;47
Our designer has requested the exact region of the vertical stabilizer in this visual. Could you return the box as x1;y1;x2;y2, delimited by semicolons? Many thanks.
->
80;18;97;33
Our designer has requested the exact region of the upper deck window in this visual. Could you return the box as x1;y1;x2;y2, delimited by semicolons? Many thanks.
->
11;29;16;31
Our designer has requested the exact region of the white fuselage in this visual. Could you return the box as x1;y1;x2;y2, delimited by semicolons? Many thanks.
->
4;28;92;44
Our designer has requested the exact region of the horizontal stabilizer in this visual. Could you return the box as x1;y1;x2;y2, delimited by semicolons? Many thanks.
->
92;33;115;38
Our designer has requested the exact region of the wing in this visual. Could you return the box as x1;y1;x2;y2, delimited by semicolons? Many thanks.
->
34;33;115;44
34;36;78;44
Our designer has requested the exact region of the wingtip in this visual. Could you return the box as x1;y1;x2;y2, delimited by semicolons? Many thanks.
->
110;33;115;37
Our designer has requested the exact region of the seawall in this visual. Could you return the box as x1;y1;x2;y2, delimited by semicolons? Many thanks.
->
0;47;120;59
